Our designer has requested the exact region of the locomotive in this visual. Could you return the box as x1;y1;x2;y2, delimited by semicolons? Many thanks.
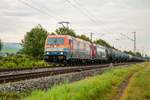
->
44;34;145;64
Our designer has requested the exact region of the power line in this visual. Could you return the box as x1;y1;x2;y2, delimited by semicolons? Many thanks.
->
65;0;106;38
22;0;115;38
25;0;65;20
73;0;112;27
66;0;120;39
120;33;134;41
65;0;98;24
72;0;116;34
73;0;100;23
19;0;122;43
18;0;63;21
120;32;136;52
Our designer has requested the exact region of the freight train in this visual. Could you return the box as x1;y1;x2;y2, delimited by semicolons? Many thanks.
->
44;35;145;64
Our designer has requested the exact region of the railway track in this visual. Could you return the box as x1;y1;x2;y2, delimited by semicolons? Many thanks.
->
0;63;132;84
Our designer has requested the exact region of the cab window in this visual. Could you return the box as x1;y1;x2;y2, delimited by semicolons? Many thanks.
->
47;38;64;45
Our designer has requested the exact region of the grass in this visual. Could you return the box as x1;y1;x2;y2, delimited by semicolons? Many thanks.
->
0;92;27;100
0;55;49;69
120;62;150;100
1;49;17;53
24;63;145;100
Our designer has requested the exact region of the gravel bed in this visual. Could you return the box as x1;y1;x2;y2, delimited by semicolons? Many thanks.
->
0;64;131;94
0;68;107;93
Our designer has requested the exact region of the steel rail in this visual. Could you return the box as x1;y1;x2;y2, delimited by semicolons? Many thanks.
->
0;63;132;84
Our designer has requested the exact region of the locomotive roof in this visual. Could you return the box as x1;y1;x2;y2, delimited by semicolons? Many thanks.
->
47;34;91;44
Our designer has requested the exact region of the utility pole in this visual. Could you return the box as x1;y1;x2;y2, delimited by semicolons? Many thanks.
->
133;32;136;53
120;32;137;53
90;32;94;42
58;21;70;28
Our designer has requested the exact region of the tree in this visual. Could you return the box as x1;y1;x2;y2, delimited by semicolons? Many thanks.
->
55;27;76;37
21;25;48;59
77;34;91;42
55;27;92;42
0;39;2;51
124;50;142;57
94;39;112;48
135;52;142;57
54;27;115;49
124;50;135;56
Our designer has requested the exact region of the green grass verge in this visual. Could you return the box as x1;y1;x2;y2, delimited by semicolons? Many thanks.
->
0;55;49;69
120;62;150;100
0;92;27;100
24;63;145;100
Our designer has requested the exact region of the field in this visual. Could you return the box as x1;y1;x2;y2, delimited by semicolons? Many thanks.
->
1;42;22;54
24;63;149;100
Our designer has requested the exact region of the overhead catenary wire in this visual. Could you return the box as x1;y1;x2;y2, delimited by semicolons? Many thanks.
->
19;0;123;42
25;0;66;20
19;0;115;37
65;0;98;25
66;0;118;38
73;0;101;23
65;0;105;38
18;0;63;21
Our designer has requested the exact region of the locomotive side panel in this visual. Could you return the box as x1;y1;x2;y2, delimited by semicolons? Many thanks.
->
68;37;91;60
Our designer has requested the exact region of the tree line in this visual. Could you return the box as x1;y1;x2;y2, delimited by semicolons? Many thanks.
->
0;24;143;59
20;25;115;59
0;40;2;51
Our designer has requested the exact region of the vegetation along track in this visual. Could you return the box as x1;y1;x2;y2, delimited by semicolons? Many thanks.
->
0;63;135;84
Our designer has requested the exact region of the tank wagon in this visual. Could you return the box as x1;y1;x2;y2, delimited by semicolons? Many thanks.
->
44;35;145;64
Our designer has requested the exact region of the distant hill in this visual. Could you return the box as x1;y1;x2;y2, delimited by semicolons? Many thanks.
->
1;42;22;53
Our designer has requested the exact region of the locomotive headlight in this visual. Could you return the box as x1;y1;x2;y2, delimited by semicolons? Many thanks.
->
60;52;63;55
46;52;49;54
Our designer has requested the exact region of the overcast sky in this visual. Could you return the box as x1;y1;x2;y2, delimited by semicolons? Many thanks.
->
0;0;150;55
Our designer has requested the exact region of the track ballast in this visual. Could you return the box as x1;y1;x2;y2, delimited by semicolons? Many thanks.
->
0;63;133;84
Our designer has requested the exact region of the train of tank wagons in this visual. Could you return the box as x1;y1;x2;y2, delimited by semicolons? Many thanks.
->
44;35;145;64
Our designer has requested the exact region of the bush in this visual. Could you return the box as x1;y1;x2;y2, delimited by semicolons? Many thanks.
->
0;54;48;69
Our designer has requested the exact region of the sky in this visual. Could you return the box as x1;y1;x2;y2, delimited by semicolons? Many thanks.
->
0;0;150;56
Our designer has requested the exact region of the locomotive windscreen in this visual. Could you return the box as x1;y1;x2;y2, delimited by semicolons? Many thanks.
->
47;38;64;45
